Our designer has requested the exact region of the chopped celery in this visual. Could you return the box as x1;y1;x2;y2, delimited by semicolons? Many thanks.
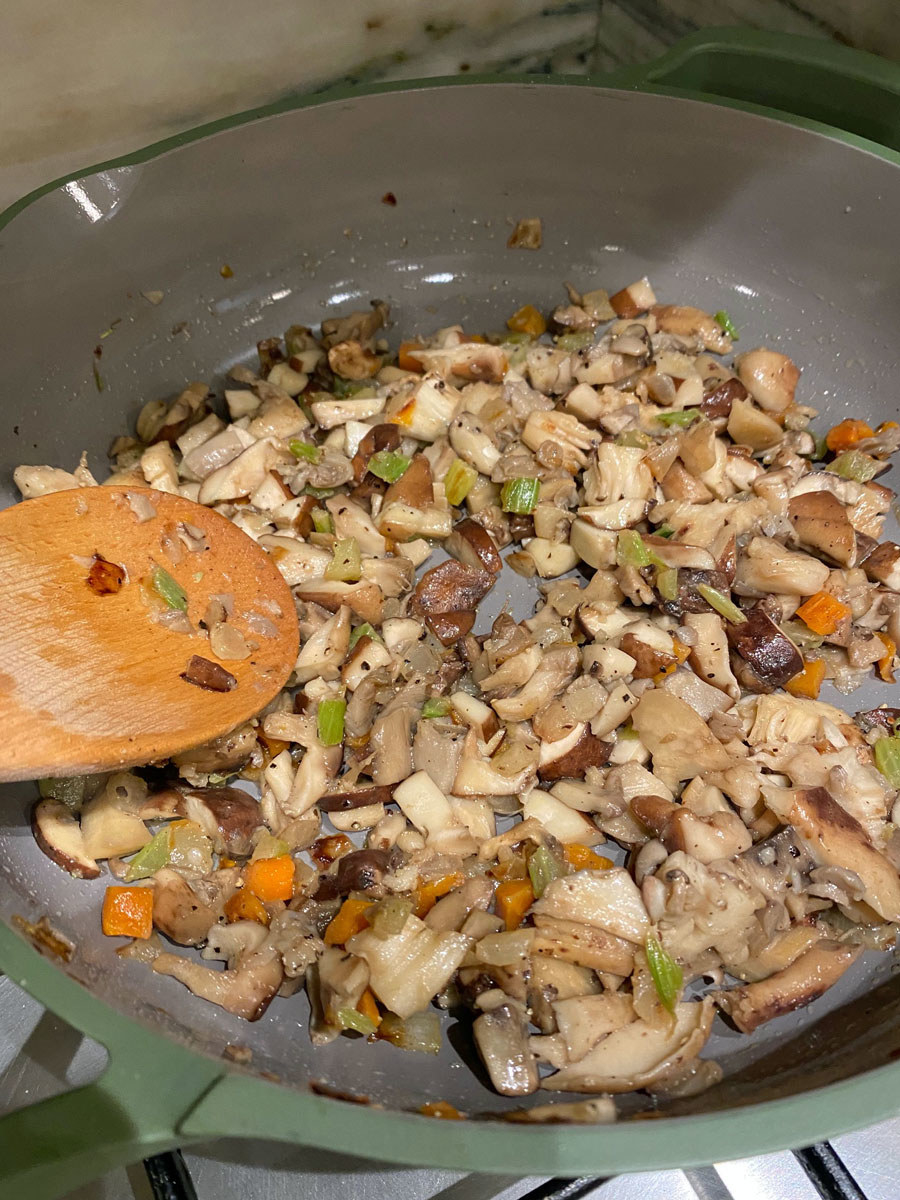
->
615;430;653;448
444;457;478;506
318;697;346;746
333;378;376;399
289;439;320;463
367;450;411;483
714;310;739;340
39;776;89;811
556;330;594;352
696;582;746;624
656;566;679;602
874;735;900;788
616;530;651;569
528;844;565;898
502;330;533;346
325;538;362;582
645;931;683;1014
421;697;451;719
655;523;675;539
618;722;639;741
500;477;540;514
311;507;334;534
370;895;414;938
304;485;337;500
124;826;172;881
338;1007;377;1036
251;830;290;861
655;409;700;428
829;450;880;483
809;434;829;461
151;566;188;612
349;622;382;650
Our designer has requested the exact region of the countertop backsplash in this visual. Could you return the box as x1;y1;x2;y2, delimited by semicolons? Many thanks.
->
2;0;898;210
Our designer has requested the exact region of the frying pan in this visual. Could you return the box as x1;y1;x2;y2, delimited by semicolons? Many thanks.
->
2;27;900;1198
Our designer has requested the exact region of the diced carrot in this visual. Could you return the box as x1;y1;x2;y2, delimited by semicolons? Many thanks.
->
420;1101;464;1119
258;733;290;766
224;888;270;926
357;987;382;1029
219;856;238;869
415;871;465;918
324;897;373;946
877;421;899;433
564;844;615;871
876;633;896;683
397;341;425;372
495;879;535;931
102;886;153;939
507;304;547;339
795;591;852;636
462;333;487;344
311;834;354;868
244;854;295;902
785;658;826;699
653;636;692;683
825;419;874;453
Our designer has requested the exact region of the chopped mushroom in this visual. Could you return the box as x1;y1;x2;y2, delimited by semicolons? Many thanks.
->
713;941;861;1032
22;277;900;1102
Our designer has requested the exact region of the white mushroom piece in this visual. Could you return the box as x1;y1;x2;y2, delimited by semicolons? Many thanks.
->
154;925;284;1021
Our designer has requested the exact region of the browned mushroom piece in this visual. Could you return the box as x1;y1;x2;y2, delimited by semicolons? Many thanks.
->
411;559;495;618
32;799;100;879
319;784;396;813
700;377;748;419
507;217;542;250
788;491;859;567
855;706;900;734
660;568;732;619
383;453;434;508
445;518;503;575
153;944;283;1021
725;603;803;689
537;730;613;782
608;277;656;318
713;941;862;1033
181;787;263;856
327;340;381;381
473;1003;540;1096
660;461;714;503
351;423;401;481
863;541;900;591
425;611;476;645
764;786;900;923
180;655;237;693
620;632;676;679
152;868;223;946
332;848;392;895
735;348;800;412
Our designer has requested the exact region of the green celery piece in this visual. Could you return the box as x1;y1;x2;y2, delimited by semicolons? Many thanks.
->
645;931;683;1013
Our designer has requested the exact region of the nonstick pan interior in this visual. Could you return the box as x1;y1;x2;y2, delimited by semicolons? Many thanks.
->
1;81;899;1119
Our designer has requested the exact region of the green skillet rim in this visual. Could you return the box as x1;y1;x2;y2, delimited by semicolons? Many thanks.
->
2;71;900;1172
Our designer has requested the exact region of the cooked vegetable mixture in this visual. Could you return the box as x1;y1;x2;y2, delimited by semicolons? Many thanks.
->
19;277;900;1113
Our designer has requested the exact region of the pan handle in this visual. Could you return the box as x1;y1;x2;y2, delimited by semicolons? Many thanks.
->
0;923;222;1200
603;28;900;154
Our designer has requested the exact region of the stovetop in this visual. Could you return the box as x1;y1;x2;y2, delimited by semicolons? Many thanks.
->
1;972;896;1200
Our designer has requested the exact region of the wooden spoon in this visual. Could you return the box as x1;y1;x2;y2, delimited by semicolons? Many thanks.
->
0;486;299;781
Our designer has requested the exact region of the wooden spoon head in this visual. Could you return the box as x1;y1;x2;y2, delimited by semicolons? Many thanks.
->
0;486;299;781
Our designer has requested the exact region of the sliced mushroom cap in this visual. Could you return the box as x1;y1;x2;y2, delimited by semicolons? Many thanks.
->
152;867;221;946
542;999;714;1093
80;787;151;861
725;603;803;690
492;645;580;722
863;541;900;591
348;914;471;1018
445;518;503;575
319;784;396;813
764;786;900;922
473;1003;539;1096
534;869;649;944
383;453;434;508
32;799;100;879
736;348;800;412
631;690;732;785
411;559;494;620
735;537;830;597
537;729;613;781
701;377;748;419
788;491;858;567
713;940;861;1033
181;787;262;856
